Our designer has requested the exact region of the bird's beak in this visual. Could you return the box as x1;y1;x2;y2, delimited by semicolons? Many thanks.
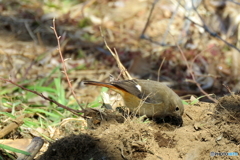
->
170;115;183;126
153;115;183;126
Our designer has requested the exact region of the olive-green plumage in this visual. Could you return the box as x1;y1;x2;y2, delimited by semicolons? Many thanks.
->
84;79;184;124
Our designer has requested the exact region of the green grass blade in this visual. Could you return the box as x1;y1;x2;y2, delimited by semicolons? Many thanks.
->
26;86;57;93
0;144;30;156
24;108;62;118
0;112;16;119
37;66;60;86
54;78;66;105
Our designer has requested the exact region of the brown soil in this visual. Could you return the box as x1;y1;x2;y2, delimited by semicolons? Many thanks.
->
39;95;240;160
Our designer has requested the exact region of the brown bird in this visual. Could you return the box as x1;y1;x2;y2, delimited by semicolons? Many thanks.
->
84;79;184;125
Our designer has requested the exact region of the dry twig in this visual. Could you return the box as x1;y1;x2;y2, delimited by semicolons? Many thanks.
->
187;0;240;53
16;137;44;160
100;28;132;80
50;18;84;110
175;43;218;103
0;115;25;139
0;78;83;116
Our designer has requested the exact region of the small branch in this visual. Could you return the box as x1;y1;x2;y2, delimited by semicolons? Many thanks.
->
50;18;84;110
175;44;218;103
140;0;178;46
0;78;83;116
100;28;132;80
167;29;218;102
189;0;240;53
16;137;44;160
0;115;25;139
223;84;234;96
24;22;38;44
157;57;165;82
140;0;159;37
140;36;176;47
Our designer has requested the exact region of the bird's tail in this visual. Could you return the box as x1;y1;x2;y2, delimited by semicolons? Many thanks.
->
83;81;118;90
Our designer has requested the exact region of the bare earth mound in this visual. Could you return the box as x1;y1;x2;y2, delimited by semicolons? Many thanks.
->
39;95;240;160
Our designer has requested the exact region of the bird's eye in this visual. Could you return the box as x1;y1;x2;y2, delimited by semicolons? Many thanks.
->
175;107;179;111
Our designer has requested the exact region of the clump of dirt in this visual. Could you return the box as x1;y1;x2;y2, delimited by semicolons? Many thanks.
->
39;134;108;160
39;94;240;160
215;94;240;122
213;94;240;145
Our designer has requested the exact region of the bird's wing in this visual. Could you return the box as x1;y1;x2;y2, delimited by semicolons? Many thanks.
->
112;79;162;103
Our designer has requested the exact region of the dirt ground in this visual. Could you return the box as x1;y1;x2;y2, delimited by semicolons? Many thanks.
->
39;94;240;160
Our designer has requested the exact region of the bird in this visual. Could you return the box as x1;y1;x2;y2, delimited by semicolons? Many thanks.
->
83;79;184;125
